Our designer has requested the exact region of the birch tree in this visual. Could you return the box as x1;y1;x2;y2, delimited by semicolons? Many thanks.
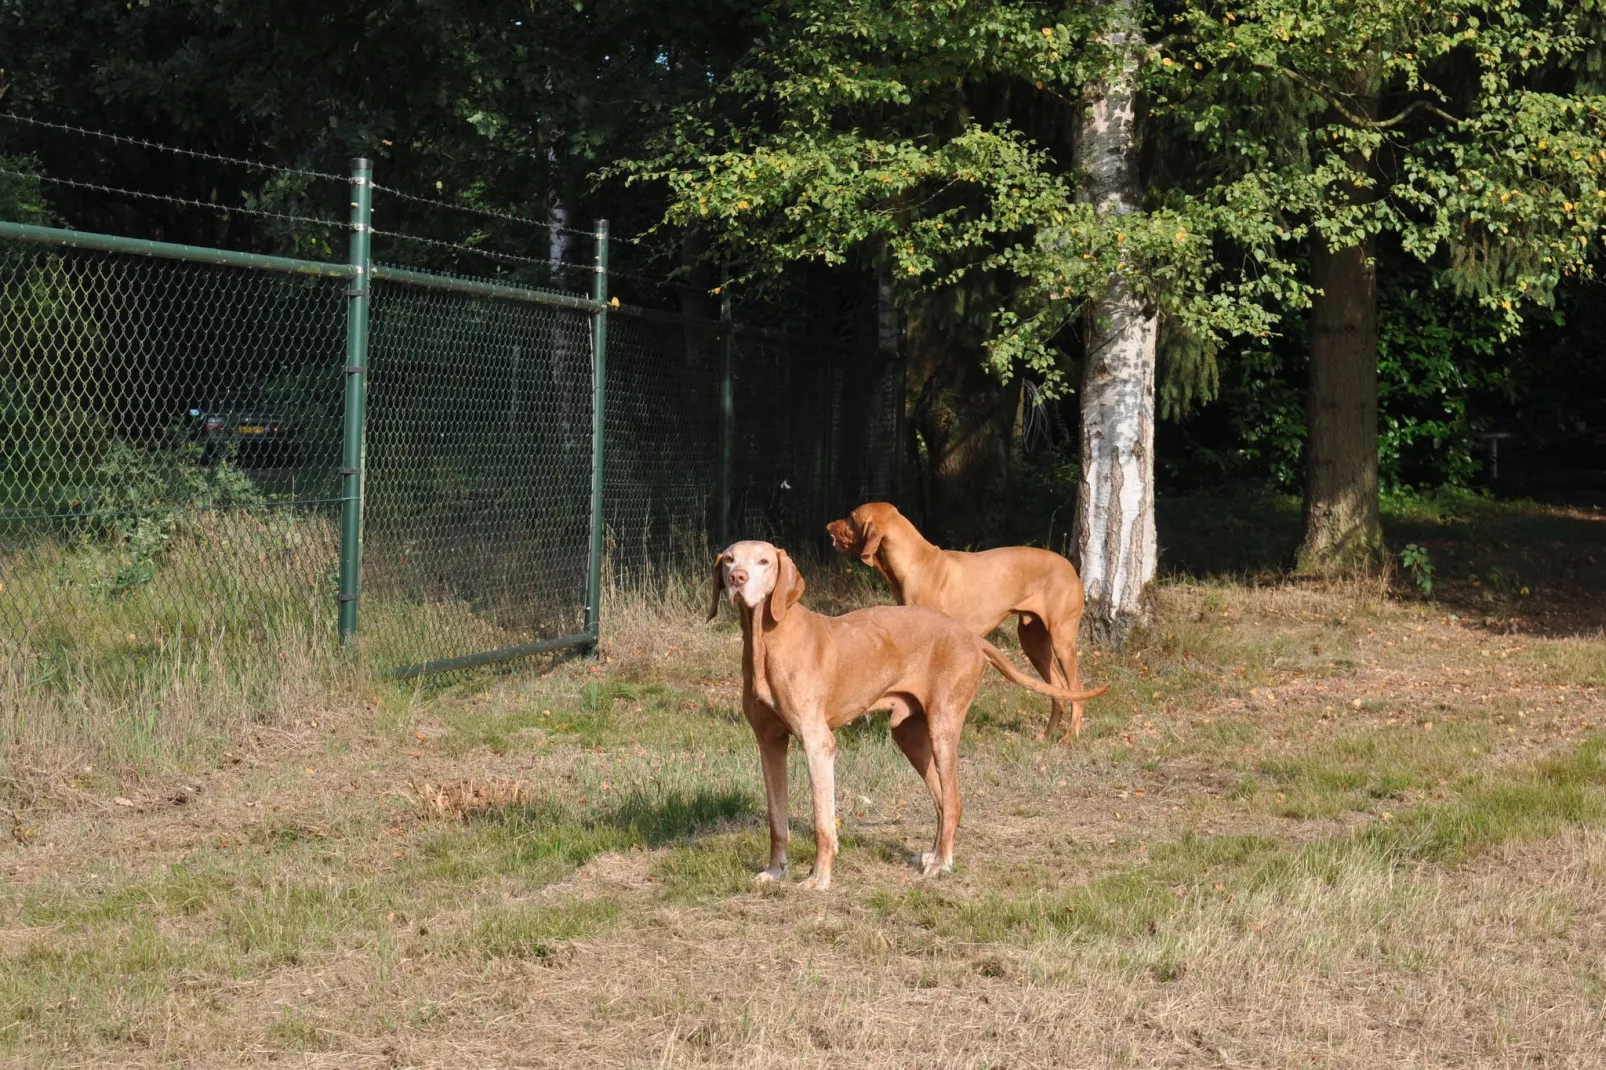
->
1074;0;1159;640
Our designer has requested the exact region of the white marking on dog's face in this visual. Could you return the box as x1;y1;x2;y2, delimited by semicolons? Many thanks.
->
720;540;782;610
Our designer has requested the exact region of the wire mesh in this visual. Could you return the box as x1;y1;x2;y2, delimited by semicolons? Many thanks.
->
361;271;595;672
729;333;902;558
1;221;903;682
835;344;903;507
0;238;346;667
603;311;721;590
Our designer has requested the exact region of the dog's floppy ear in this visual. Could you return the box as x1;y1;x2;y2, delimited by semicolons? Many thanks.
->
825;517;852;553
707;550;731;622
767;550;806;624
857;517;884;567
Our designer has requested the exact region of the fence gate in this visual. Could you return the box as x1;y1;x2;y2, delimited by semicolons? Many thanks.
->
361;272;599;676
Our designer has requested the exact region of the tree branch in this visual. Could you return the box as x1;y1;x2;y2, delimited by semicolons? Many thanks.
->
1275;66;1459;130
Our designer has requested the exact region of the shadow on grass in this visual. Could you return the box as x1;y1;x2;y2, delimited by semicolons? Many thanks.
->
1384;493;1606;637
414;783;757;888
1157;489;1606;637
476;783;755;846
1157;492;1303;580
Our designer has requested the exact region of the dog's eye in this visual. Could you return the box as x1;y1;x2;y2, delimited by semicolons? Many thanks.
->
758;559;770;566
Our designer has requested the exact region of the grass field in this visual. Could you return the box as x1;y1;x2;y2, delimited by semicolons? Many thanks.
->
2;492;1604;1067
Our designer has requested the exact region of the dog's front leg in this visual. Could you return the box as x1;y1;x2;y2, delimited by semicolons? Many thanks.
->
798;724;839;890
755;729;790;882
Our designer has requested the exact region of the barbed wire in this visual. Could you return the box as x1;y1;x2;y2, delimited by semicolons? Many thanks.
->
372;230;685;291
0;115;666;251
369;228;593;271
0;167;349;229
372;260;591;297
606;266;680;290
1;165;672;288
370;183;603;238
0;113;347;184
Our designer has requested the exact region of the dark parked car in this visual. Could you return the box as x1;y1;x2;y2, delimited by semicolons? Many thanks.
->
187;400;296;467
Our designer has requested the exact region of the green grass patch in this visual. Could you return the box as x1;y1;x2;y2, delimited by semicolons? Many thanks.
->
456;898;623;961
655;830;768;901
1368;737;1606;863
1256;720;1500;819
413;783;756;886
858;735;1605;950
437;677;754;757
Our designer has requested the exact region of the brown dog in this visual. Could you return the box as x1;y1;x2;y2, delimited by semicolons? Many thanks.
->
827;502;1093;741
710;540;1107;890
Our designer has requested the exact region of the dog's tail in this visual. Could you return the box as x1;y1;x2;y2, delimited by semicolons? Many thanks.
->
979;640;1109;703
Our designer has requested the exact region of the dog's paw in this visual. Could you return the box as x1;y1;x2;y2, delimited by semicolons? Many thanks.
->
798;872;832;891
753;866;787;884
919;852;954;877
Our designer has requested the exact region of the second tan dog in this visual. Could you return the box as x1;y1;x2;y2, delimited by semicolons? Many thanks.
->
710;539;1107;890
827;502;1092;741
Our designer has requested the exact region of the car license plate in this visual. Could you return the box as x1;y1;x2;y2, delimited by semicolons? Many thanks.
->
238;424;267;435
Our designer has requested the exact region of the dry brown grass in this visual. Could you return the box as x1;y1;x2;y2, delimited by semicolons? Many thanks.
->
406;777;532;821
0;514;367;805
1;496;1604;1067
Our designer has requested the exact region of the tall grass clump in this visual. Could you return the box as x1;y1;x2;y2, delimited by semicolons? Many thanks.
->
1;440;365;798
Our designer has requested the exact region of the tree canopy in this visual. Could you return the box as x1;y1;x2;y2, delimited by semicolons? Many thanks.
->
626;0;1606;394
3;0;1604;552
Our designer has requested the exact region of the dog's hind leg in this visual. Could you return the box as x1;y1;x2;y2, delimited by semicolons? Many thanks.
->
923;719;964;877
890;707;944;871
1050;614;1087;741
1019;615;1065;741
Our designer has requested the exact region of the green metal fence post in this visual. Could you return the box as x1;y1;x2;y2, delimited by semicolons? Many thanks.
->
337;157;373;644
717;264;734;548
584;219;610;650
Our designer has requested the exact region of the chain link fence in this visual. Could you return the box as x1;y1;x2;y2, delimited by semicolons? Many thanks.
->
603;311;721;589
0;238;347;678
361;274;597;674
1;173;901;680
730;331;902;558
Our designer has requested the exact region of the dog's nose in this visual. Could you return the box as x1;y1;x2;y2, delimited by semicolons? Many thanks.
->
728;567;749;586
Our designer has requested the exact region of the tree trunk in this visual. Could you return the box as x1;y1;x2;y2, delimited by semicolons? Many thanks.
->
907;320;1016;549
877;243;910;506
1297;233;1383;573
1296;79;1384;575
547;147;571;270
677;227;719;322
1073;0;1157;647
877;247;900;356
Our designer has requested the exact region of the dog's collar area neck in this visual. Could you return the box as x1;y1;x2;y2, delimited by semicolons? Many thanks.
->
739;603;777;706
734;596;789;635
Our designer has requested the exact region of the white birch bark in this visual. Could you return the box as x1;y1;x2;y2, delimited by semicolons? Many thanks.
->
546;146;578;457
547;204;570;265
1073;0;1158;646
